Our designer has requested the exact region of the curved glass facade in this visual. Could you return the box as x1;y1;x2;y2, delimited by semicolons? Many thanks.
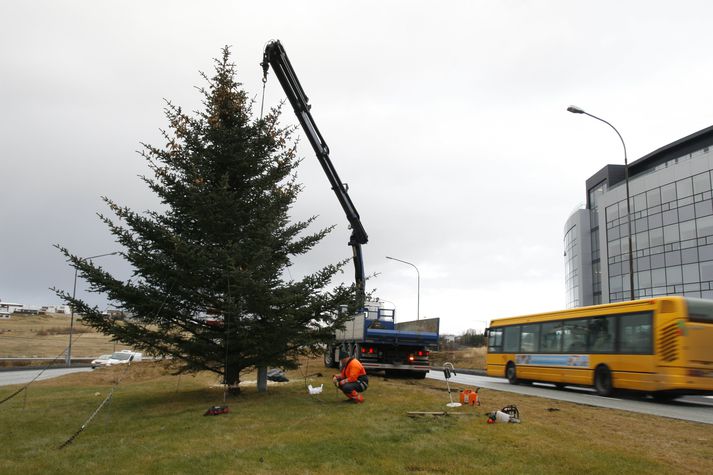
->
564;223;579;308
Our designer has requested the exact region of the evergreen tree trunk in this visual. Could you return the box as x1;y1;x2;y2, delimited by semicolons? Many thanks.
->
257;366;267;393
225;362;240;394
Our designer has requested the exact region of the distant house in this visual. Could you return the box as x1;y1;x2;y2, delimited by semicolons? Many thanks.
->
43;305;71;315
55;305;70;315
0;301;24;318
14;306;44;315
105;309;127;320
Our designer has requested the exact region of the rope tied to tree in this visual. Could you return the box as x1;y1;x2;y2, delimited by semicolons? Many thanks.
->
58;355;135;449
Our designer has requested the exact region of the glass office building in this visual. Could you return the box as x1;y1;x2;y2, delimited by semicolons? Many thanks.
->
564;125;713;307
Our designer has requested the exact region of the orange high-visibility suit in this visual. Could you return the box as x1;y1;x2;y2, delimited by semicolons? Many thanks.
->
333;357;368;403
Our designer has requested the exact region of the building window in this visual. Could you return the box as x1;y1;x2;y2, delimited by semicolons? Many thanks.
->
607;170;713;302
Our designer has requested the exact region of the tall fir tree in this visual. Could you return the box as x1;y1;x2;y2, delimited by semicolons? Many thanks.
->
56;47;356;389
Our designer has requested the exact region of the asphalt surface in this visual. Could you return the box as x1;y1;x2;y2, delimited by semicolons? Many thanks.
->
427;370;713;425
0;367;92;387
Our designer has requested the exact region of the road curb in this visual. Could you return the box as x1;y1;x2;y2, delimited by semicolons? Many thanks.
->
431;366;485;376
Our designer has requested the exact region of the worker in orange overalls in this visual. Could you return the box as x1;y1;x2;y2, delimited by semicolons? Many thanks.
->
333;348;369;403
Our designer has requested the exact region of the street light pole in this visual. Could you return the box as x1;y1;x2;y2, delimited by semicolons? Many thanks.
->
567;105;635;301
385;256;420;320
66;251;119;367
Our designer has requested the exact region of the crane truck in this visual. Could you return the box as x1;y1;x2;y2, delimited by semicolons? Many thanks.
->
261;41;439;377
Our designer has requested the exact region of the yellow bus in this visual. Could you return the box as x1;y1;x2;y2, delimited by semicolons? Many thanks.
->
486;296;713;399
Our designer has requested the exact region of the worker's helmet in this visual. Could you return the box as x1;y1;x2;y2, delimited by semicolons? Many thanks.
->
338;348;350;360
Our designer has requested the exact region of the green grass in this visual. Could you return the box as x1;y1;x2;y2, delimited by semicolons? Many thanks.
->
1;362;712;474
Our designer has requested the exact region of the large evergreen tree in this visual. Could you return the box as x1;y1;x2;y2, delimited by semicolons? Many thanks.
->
56;47;356;389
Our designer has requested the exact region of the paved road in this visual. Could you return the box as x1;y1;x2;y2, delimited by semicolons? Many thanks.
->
427;371;713;425
0;367;92;387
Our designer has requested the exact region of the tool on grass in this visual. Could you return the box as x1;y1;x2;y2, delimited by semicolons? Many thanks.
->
204;405;230;416
459;387;480;406
443;362;461;408
486;405;520;424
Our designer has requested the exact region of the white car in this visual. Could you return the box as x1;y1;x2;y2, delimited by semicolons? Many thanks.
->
107;351;135;365
90;354;112;369
91;351;142;368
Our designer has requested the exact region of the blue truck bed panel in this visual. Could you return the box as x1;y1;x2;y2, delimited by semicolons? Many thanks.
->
364;328;439;346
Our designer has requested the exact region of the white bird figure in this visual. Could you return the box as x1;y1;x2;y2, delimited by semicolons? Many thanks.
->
308;384;323;395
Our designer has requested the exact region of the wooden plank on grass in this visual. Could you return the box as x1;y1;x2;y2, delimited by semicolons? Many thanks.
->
407;411;476;417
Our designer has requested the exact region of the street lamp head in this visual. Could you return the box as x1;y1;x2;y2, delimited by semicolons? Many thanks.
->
567;105;585;114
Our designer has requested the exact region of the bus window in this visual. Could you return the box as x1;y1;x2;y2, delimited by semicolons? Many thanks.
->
588;316;615;353
540;321;563;353
563;319;588;353
488;328;503;353
503;325;520;353
619;313;653;354
686;297;713;323
520;324;540;353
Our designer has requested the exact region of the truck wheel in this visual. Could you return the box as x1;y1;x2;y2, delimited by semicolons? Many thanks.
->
505;362;518;385
594;365;613;397
323;346;337;368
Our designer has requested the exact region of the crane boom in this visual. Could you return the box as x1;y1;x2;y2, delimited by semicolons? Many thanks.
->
262;40;368;306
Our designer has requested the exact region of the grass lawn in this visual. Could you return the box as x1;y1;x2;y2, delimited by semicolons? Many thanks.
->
1;360;712;474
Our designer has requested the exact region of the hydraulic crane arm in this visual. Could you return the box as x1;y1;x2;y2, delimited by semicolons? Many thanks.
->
262;40;368;306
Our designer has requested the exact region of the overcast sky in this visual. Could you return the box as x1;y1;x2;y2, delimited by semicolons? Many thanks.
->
2;1;713;334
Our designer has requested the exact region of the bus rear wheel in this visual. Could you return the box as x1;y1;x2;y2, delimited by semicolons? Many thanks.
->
594;365;613;396
505;362;518;385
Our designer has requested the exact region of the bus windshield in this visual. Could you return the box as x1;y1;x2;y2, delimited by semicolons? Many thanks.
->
685;298;713;323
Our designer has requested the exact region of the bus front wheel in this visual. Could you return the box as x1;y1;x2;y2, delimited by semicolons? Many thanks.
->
594;365;613;396
505;362;518;385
